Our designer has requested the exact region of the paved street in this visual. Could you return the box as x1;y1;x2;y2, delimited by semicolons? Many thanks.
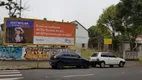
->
18;67;142;80
0;61;142;70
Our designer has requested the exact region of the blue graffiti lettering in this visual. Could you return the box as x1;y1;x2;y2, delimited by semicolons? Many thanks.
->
0;47;22;59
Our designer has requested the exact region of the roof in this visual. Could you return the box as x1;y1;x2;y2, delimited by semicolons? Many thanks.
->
72;20;88;32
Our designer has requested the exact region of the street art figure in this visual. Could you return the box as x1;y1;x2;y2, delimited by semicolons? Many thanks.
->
14;27;26;43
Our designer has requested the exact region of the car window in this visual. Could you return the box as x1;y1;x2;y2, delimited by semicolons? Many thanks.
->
70;52;80;58
63;54;70;57
55;52;64;56
56;52;70;57
91;53;98;57
101;53;109;57
108;53;116;58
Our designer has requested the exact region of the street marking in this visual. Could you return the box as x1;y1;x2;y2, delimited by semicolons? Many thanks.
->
0;77;23;80
0;70;19;72
0;70;19;71
63;74;94;78
0;74;22;77
0;72;20;74
0;70;23;80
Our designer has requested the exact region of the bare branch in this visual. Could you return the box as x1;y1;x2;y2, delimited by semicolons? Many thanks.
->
0;0;29;17
22;0;30;11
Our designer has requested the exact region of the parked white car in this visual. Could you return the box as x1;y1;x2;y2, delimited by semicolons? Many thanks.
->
90;52;125;68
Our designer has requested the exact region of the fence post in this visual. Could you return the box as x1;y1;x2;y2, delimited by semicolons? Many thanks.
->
123;50;126;59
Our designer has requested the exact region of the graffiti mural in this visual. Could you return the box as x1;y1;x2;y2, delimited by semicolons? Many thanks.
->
0;47;22;59
24;47;69;60
0;47;69;60
24;47;49;60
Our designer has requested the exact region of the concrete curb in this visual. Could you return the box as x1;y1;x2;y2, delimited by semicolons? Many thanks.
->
0;60;49;61
0;67;52;70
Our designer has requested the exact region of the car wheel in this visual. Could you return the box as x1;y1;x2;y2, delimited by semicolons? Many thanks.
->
56;62;64;69
100;62;105;68
119;62;124;67
91;63;96;67
83;62;89;68
109;65;114;68
52;66;57;69
76;65;81;68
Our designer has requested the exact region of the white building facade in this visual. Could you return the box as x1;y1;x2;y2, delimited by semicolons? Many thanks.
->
72;20;89;49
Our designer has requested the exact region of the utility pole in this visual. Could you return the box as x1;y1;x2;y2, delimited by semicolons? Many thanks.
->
19;0;22;18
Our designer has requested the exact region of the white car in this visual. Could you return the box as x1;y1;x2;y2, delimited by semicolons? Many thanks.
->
90;52;125;68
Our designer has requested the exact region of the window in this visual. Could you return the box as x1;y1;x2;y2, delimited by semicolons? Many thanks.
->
82;43;85;48
75;24;78;29
76;26;78;29
108;53;116;58
70;52;80;58
61;46;68;48
62;52;72;57
91;53;98;57
101;53;109;57
63;54;69;57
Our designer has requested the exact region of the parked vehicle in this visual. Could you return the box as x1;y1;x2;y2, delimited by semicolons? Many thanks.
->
49;52;90;69
90;52;125;68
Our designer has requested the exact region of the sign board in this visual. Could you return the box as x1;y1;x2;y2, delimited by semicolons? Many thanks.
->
104;39;112;44
4;18;76;46
136;36;142;43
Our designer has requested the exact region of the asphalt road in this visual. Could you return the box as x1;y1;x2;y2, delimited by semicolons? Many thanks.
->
18;66;142;80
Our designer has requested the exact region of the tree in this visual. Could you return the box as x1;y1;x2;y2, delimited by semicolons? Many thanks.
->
95;24;111;38
43;18;47;21
88;24;111;50
98;5;120;39
0;0;27;18
88;25;103;50
116;0;142;50
97;5;123;51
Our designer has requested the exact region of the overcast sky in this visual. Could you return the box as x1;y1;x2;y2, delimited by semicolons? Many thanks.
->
0;0;120;28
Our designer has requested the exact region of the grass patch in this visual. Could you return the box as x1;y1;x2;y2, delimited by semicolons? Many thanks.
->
139;58;142;61
80;49;95;59
80;49;123;59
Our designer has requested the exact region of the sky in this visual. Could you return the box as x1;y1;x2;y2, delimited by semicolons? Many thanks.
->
0;0;120;29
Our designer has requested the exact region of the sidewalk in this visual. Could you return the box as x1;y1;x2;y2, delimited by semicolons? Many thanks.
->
125;61;142;67
0;61;142;70
0;60;51;70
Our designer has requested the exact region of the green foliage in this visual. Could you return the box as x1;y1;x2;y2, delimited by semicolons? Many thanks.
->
95;0;142;50
43;18;47;21
80;49;95;59
95;24;111;38
88;24;111;49
98;5;120;38
116;0;142;42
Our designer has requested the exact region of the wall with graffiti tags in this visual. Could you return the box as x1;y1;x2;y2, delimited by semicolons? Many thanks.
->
0;47;22;59
0;47;69;60
22;47;69;60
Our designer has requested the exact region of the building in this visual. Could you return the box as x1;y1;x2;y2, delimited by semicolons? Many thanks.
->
122;36;142;60
72;20;89;49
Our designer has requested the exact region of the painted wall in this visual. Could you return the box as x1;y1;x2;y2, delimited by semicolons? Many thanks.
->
72;21;89;49
0;47;69;60
0;47;22;59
